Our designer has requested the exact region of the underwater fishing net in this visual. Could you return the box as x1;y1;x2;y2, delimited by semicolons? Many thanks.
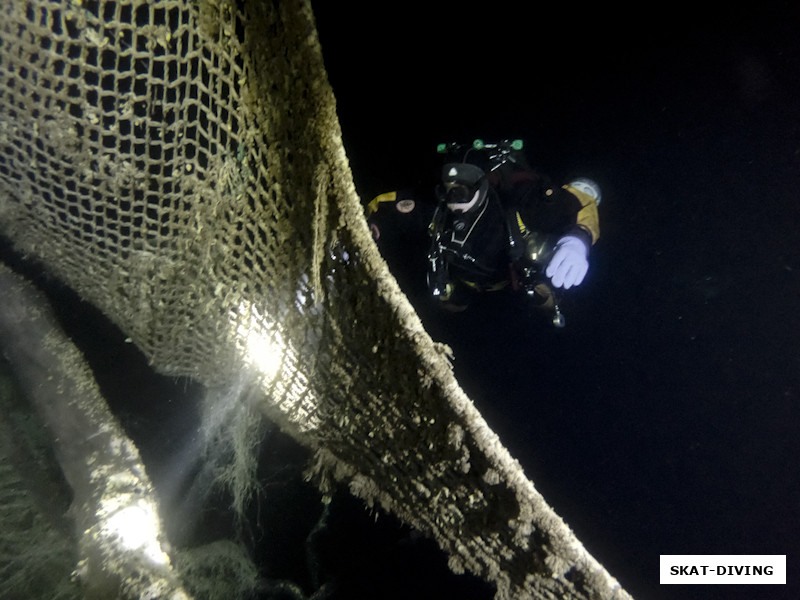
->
0;1;632;598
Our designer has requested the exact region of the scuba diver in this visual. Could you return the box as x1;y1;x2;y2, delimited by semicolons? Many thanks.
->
367;139;601;327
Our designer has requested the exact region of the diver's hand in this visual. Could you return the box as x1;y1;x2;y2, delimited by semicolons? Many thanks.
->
546;235;588;289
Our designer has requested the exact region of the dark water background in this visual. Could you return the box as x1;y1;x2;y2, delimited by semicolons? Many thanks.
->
311;2;800;599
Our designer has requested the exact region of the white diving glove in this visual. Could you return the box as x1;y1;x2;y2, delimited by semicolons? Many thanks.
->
546;235;589;289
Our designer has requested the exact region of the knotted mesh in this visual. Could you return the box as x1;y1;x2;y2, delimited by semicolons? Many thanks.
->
0;1;631;598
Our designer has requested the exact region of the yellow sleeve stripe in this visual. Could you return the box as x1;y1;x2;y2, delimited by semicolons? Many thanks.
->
366;191;397;216
564;185;601;245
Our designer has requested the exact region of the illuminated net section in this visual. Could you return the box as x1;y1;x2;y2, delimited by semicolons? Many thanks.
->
0;1;632;599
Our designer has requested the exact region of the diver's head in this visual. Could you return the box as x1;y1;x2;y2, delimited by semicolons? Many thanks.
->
568;177;602;205
441;163;487;213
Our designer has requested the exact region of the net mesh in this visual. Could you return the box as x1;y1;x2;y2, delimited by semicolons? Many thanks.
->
0;1;632;598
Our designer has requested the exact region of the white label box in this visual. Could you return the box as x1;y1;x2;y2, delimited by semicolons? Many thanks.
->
660;555;786;584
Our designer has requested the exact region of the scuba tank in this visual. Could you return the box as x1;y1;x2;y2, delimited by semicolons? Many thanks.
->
436;138;526;174
505;210;565;327
426;199;450;299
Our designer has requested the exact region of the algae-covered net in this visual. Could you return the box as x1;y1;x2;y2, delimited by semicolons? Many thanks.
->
0;1;632;598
